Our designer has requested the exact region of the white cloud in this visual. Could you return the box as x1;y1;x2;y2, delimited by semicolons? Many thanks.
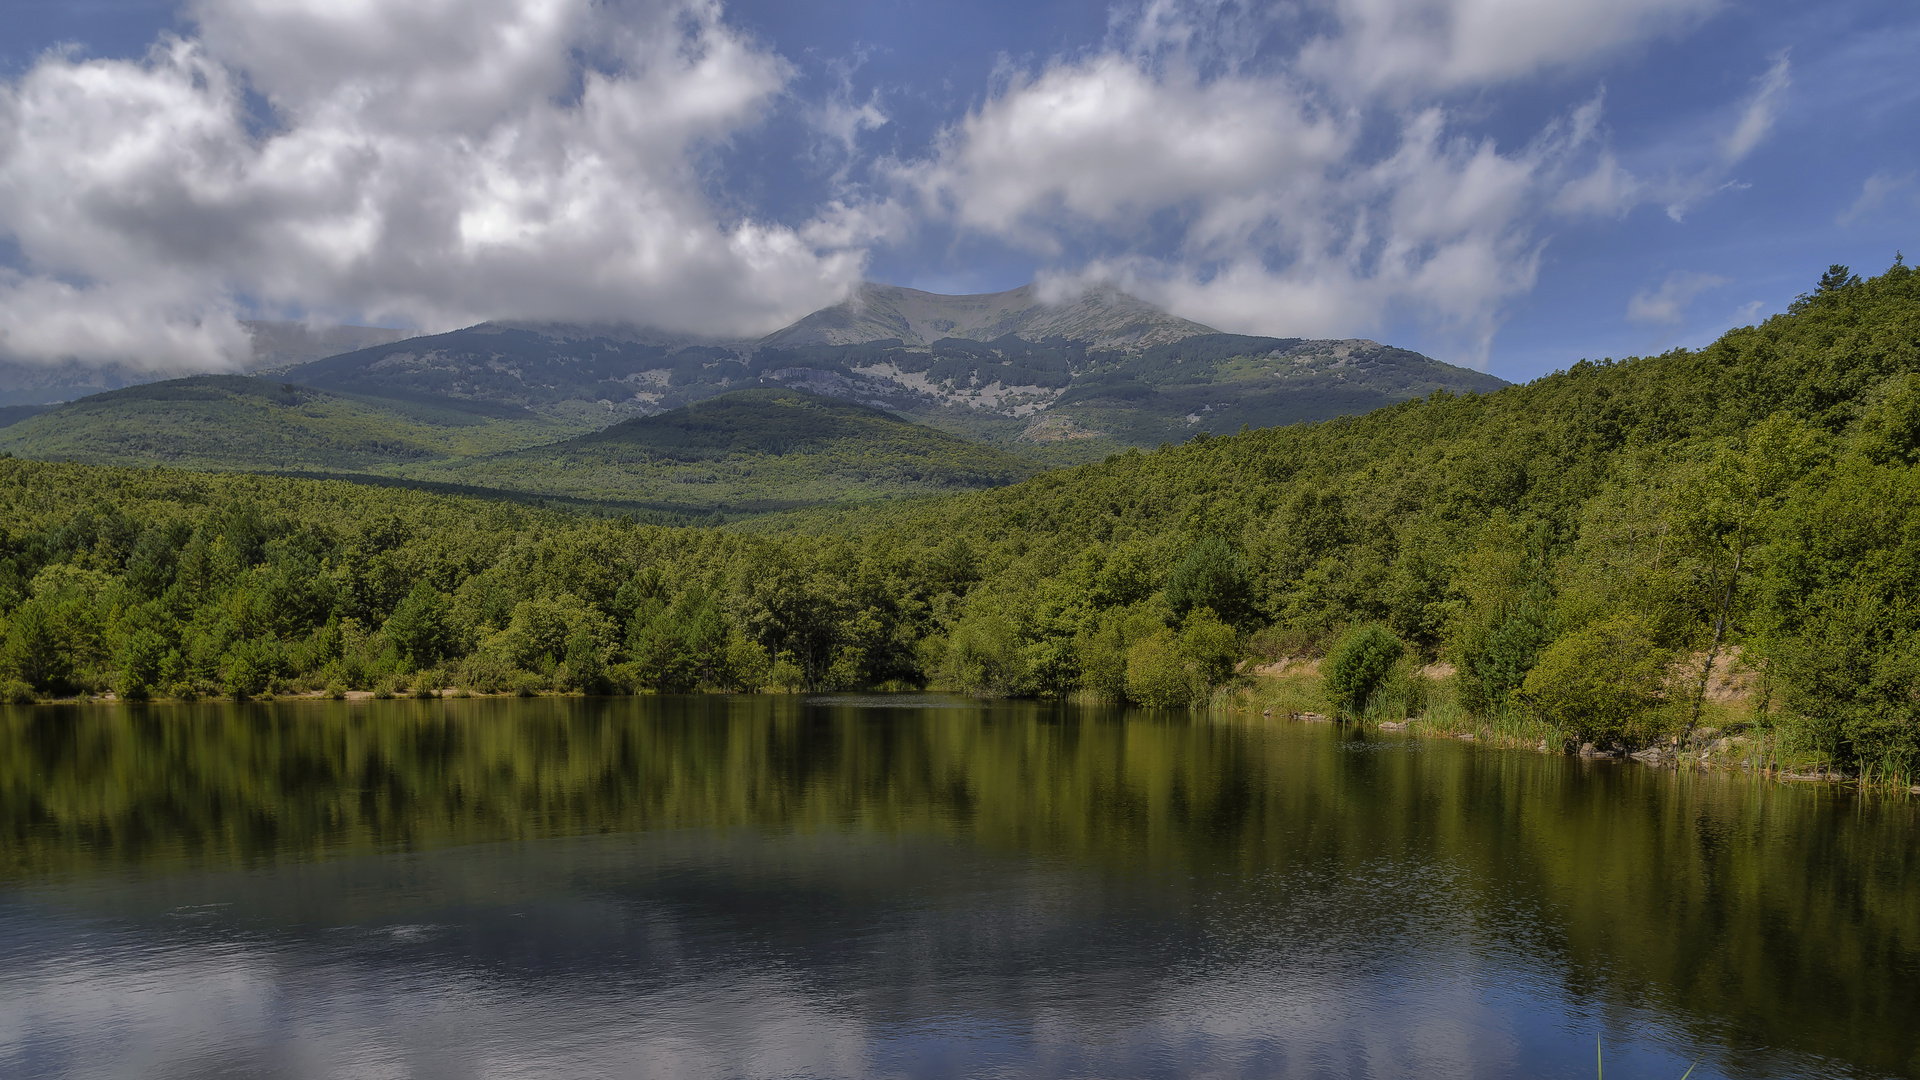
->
0;0;871;368
1838;171;1915;226
1722;52;1790;162
0;0;1791;372
904;46;1641;365
904;56;1350;244
890;0;1801;365
1300;0;1720;97
1626;270;1727;325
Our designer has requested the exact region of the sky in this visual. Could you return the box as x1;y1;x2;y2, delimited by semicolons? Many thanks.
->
0;0;1914;382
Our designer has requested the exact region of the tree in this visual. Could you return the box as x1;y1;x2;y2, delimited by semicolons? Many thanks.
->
1817;263;1860;293
1325;623;1405;716
384;580;453;669
1670;414;1824;736
1165;535;1253;627
1517;614;1671;747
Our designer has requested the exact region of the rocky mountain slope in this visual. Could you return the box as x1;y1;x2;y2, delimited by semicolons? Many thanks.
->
758;282;1216;350
274;282;1504;448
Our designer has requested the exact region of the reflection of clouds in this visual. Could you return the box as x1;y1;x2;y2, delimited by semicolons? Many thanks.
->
0;832;1693;1079
1071;954;1514;1078
0;939;876;1079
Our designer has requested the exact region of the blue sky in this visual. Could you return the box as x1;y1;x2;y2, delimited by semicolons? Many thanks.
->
0;0;1914;382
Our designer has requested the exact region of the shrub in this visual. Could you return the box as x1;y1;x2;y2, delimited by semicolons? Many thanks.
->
561;626;609;694
1125;629;1192;708
511;671;544;697
944;611;1023;696
766;656;806;693
1177;608;1240;695
1325;623;1406;716
1516;613;1673;747
324;681;348;700
1;679;34;705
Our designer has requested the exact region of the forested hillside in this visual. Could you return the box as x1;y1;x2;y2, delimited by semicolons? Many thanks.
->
0;260;1914;780
408;388;1044;510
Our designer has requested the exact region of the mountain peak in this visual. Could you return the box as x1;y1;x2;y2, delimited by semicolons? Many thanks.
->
759;282;1218;351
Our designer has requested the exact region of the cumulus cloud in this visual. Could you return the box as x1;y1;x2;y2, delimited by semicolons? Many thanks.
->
1626;270;1727;325
0;0;871;368
890;0;1793;365
0;0;1791;371
901;9;1668;364
905;57;1350;244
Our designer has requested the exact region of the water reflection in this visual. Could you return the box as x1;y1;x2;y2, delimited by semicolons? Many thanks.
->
1;697;1915;1078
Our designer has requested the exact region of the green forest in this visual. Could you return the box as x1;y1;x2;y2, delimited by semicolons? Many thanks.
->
1;260;1916;782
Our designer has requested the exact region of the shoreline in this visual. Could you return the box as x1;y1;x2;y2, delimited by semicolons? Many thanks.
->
1220;677;1920;797
9;683;1917;796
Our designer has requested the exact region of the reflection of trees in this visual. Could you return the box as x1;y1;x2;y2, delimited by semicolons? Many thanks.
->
2;699;1915;1075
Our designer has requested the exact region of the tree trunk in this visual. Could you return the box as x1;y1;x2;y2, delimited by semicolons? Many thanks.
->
1688;546;1743;738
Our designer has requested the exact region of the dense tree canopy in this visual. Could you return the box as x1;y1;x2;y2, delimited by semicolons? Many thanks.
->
1;258;1916;779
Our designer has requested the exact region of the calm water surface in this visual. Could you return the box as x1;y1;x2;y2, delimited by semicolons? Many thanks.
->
1;696;1914;1079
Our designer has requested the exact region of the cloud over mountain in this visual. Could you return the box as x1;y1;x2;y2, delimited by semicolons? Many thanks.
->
0;0;867;369
897;0;1734;365
0;0;1808;372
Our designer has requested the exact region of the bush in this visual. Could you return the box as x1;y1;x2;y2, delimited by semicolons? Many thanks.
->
1178;608;1240;694
560;626;609;694
766;656;806;693
511;671;544;697
1;679;34;705
1325;623;1406;716
324;681;348;700
1125;629;1191;708
1517;613;1673;747
944;611;1023;696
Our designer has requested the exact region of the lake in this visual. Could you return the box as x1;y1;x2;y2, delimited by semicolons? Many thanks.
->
1;696;1914;1079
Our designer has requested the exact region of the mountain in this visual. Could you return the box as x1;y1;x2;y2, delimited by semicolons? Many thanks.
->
243;321;416;368
0;321;413;408
0;377;1040;516
0;375;585;471
283;323;738;422
758;282;1217;350
404;387;1044;513
280;282;1505;450
0;281;1506;511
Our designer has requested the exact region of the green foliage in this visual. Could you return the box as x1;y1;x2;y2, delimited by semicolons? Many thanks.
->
0;259;1916;772
1124;628;1191;708
384;580;454;668
1121;610;1240;708
1325;623;1406;715
1165;536;1253;627
946;611;1024;696
1517;614;1674;746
